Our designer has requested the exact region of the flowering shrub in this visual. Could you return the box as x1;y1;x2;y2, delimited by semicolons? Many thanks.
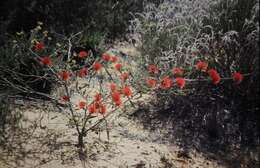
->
5;24;152;158
4;22;247;157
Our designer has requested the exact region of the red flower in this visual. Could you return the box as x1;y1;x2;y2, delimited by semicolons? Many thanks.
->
100;104;106;114
78;101;86;109
115;100;122;106
122;86;132;97
95;93;102;102
110;83;117;92
146;79;157;87
160;76;172;89
208;69;221;85
79;51;88;58
148;64;159;74
102;53;111;61
59;71;70;81
93;62;102;71
88;103;97;113
111;56;118;63
78;67;88;78
34;42;44;51
196;61;208;72
232;72;244;84
175;77;186;89
40;56;52;66
172;68;184;76
112;91;121;102
115;63;123;71
112;91;122;106
120;72;129;81
62;95;70;102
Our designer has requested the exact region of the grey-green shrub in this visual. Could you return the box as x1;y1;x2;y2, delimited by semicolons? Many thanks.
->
129;0;259;156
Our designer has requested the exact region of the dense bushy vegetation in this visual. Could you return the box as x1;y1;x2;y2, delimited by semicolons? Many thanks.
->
0;0;158;97
0;0;164;44
130;0;259;164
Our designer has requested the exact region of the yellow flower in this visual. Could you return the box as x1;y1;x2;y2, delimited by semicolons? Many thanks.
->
31;39;38;44
56;43;61;47
37;21;43;25
36;26;42;30
16;31;24;36
43;31;48;37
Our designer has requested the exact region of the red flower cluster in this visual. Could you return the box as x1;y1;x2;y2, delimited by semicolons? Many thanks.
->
79;51;88;58
34;42;45;51
112;91;122;106
160;76;172;89
100;104;107;114
93;62;102;71
78;101;86;109
145;62;246;93
110;83;117;92
146;79;157;88
232;72;244;84
109;82;122;106
40;56;52;66
59;71;70;81
115;63;123;71
41;46;248;121
172;68;184;76
62;95;70;102
88;103;97;113
95;93;102;102
196;61;208;72
111;56;118;63
121;86;132;97
208;69;221;85
148;64;159;74
88;93;107;114
78;67;88;78
102;53;111;62
120;72;129;81
175;77;186;89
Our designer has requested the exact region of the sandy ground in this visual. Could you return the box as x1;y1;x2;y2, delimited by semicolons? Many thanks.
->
0;102;226;168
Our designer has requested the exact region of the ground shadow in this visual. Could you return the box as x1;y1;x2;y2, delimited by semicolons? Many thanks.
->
131;88;260;168
0;104;79;168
